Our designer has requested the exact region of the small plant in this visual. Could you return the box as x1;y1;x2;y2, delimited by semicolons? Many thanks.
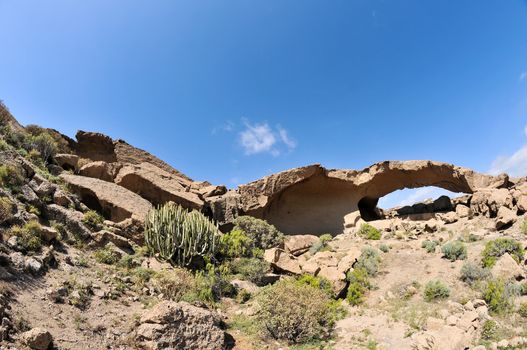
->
518;302;527;318
482;279;512;315
82;210;104;231
9;220;44;252
65;278;92;309
379;243;390;253
257;278;339;343
0;196;15;224
459;262;490;286
151;269;194;301
27;204;40;216
309;233;334;255
423;280;450;302
481;238;524;268
481;319;498;340
229;257;270;285
346;268;370;306
0;164;24;190
421;240;438;253
355;246;381;276
357;223;381;240
233;216;284;250
522;217;527;235
441;241;467;261
93;246;120;265
184;266;235;305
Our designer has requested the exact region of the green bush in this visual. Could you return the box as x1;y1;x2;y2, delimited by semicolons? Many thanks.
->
257;278;339;343
346;268;371;305
0;196;15;224
309;234;333;255
184;266;235;305
355;246;381;276
423;280;450;302
421;240;438;253
482;279;512;315
151;269;195;301
26;132;57;163
296;274;334;298
233;216;284;250
481;319;498;340
144;203;218;267
357;223;381;240
219;229;253;258
459;262;490;286
379;243;390;253
441;241;467;261
481;238;524;268
229;257;269;285
519;302;527;318
93;247;120;265
9;220;44;252
0;164;24;190
82;210;104;231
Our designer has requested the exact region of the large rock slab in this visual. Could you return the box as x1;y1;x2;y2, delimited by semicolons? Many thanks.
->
114;163;203;209
60;174;152;222
135;301;230;350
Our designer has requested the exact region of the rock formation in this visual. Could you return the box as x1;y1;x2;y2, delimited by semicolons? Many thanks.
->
234;161;510;235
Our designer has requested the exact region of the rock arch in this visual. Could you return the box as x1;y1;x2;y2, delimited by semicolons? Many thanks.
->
237;161;509;235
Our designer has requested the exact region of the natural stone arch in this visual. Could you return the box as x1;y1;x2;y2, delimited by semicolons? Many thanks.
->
237;161;509;235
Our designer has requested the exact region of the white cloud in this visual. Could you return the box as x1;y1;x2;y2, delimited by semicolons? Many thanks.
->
378;187;457;209
520;72;527;82
490;144;527;177
239;122;277;155
488;125;527;177
238;121;296;156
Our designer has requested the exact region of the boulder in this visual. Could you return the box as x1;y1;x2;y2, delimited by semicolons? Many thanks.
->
43;204;92;239
283;234;318;256
60;174;152;222
114;163;203;209
135;301;230;350
264;248;302;275
53;189;75;208
39;226;58;242
89;230;134;253
207;191;241;229
21;327;52;350
491;253;525;280
495;206;517;230
79;161;121;182
455;204;472;219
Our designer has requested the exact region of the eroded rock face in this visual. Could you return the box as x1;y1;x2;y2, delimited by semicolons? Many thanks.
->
238;161;508;235
60;174;152;222
135;301;230;350
114;163;203;209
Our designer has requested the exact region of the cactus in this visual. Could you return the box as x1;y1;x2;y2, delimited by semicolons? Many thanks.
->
144;202;218;267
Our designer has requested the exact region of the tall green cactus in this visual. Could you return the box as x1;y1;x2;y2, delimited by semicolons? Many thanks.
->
144;202;218;267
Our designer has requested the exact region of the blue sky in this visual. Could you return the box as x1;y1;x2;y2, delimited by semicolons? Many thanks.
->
1;0;527;208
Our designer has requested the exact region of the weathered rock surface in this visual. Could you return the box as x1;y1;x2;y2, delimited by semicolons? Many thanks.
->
284;234;318;256
20;327;52;350
491;253;525;280
114;163;203;209
135;301;230;350
60;174;152;222
79;161;121;182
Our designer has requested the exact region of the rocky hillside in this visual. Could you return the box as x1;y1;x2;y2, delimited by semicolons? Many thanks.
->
1;101;527;350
